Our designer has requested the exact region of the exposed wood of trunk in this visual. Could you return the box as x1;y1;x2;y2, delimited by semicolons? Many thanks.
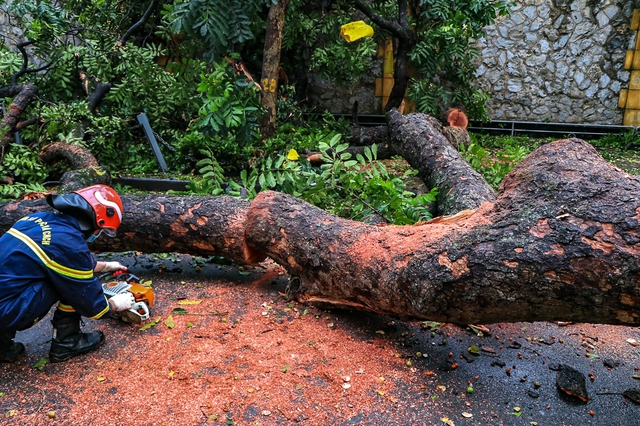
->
259;0;289;139
387;110;496;216
1;82;37;149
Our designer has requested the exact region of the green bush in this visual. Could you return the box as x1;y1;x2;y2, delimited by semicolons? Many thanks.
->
192;132;438;225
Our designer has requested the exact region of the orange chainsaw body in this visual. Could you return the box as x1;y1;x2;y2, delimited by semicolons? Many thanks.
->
127;282;155;307
101;273;155;323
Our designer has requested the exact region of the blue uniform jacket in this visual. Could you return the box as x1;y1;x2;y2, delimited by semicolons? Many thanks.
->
0;212;110;332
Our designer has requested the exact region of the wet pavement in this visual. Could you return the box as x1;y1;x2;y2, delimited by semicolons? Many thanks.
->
1;253;639;425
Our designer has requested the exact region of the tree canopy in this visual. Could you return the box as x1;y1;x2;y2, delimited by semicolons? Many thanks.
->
0;0;511;202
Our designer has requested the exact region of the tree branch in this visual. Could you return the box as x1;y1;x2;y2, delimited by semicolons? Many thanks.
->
11;41;51;86
354;0;406;38
117;0;159;45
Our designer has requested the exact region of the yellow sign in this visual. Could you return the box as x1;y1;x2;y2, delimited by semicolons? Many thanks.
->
340;21;374;42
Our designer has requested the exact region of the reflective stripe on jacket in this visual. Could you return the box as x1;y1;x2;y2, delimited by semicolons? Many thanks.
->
0;212;109;331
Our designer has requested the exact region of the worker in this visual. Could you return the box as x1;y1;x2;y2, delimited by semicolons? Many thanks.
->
0;184;136;363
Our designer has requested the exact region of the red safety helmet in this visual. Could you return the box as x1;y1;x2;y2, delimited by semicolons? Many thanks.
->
74;185;123;237
47;184;123;237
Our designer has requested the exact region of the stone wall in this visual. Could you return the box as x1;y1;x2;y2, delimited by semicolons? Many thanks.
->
475;0;637;124
306;59;383;116
0;4;25;48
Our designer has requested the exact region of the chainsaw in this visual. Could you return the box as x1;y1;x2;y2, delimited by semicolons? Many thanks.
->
100;271;155;324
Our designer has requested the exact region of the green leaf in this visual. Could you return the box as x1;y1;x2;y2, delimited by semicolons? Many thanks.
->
33;357;49;371
336;143;349;153
139;316;162;331
164;315;175;329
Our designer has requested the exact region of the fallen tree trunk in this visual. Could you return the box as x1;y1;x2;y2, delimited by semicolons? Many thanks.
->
0;194;257;266
39;142;111;191
347;125;389;146
0;121;638;325
388;110;495;216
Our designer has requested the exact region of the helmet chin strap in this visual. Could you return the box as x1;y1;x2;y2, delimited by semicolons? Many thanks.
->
85;229;102;243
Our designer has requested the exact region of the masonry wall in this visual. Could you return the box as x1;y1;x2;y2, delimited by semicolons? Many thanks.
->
475;0;637;125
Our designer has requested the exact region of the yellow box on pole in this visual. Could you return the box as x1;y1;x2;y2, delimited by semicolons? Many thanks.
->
340;21;374;42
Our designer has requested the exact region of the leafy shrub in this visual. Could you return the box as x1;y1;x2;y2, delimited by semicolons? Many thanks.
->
0;144;48;200
592;129;640;150
193;133;438;225
0;144;49;184
460;135;534;189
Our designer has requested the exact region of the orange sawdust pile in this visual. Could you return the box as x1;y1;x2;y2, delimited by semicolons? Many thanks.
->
2;264;429;425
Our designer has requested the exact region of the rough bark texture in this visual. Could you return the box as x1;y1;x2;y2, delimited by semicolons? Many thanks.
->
40;142;101;169
0;82;37;149
259;0;289;139
441;126;471;150
348;126;390;146
387;110;496;216
0;195;260;266
0;86;24;98
242;139;640;325
39;142;110;192
1;118;639;326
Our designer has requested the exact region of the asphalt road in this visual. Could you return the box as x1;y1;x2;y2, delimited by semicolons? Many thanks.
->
2;253;639;425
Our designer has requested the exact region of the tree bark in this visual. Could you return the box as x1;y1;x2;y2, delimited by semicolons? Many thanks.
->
347;125;390;146
259;0;289;139
245;138;640;326
1;116;639;326
39;142;111;192
0;82;38;150
388;110;495;216
0;195;259;266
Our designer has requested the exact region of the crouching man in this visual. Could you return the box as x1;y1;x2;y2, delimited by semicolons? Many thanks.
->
0;184;136;363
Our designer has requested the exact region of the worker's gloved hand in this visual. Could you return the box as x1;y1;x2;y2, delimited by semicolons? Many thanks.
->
102;261;128;273
109;292;135;312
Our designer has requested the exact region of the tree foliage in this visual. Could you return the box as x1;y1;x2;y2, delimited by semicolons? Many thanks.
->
0;0;509;229
163;0;274;61
281;0;513;118
2;0;205;180
283;0;378;87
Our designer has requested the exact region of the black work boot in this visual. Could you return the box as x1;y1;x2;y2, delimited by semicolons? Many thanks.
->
49;312;105;363
0;331;25;363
